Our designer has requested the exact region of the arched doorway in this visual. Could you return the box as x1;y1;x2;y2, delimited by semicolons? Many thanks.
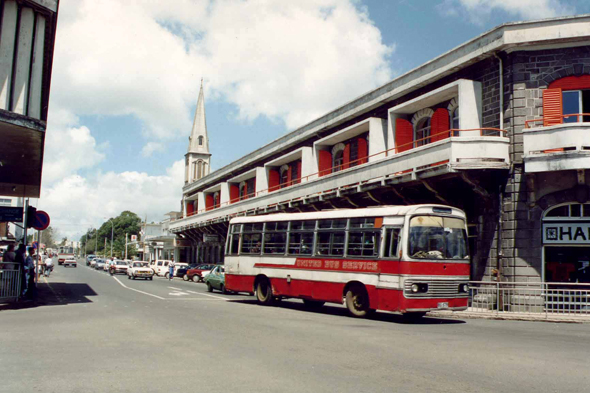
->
543;202;590;283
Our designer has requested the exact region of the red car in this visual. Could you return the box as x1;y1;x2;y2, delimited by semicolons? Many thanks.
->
186;264;217;282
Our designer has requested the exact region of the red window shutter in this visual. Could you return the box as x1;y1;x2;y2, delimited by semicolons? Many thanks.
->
186;201;194;215
395;118;414;153
318;150;332;177
205;194;213;211
268;169;280;192
296;161;302;183
230;184;239;203
287;165;293;186
431;108;450;142
549;75;590;91
343;143;351;169
543;88;563;127
358;137;368;164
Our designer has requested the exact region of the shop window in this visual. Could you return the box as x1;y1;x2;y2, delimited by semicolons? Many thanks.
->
545;203;589;218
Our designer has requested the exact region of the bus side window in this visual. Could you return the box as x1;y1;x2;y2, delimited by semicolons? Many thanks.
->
383;228;401;258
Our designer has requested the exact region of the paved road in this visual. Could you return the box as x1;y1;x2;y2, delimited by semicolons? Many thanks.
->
1;260;589;393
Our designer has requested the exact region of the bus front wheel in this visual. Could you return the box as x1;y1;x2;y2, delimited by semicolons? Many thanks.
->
256;279;274;306
345;284;371;318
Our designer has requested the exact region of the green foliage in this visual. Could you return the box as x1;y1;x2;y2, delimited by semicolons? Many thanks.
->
80;211;142;258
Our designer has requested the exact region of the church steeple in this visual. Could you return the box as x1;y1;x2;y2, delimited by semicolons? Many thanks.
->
185;78;211;184
188;78;210;154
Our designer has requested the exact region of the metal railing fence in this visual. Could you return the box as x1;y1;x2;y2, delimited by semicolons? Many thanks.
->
0;263;21;302
469;281;590;316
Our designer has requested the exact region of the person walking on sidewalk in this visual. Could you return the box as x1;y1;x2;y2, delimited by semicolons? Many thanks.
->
45;256;53;277
168;261;175;281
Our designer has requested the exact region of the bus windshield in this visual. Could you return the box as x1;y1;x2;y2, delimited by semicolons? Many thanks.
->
408;216;468;260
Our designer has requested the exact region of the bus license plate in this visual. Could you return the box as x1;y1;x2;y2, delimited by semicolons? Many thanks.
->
437;302;449;309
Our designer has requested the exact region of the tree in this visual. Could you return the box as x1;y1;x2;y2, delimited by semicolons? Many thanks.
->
82;211;142;258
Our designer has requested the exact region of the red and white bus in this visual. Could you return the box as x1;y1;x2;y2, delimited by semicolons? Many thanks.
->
225;205;470;318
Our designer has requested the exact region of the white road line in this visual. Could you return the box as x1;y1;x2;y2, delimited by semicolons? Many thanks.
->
112;277;165;300
168;287;182;290
185;290;229;300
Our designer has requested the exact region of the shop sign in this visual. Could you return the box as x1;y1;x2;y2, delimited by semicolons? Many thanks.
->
174;238;191;247
203;234;219;243
543;223;590;244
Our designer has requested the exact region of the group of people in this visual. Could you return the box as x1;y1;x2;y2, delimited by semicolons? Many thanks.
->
1;244;53;299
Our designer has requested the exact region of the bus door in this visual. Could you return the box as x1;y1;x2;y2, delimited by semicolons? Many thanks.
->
378;226;402;310
379;226;402;289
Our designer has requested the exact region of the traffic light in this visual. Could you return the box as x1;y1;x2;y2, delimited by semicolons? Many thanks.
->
26;206;37;228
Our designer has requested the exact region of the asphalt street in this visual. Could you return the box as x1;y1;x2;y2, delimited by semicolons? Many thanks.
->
1;260;589;393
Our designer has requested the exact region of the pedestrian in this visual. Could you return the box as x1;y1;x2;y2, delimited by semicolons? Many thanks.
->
3;244;16;262
24;247;37;299
15;244;26;297
168;261;175;281
45;255;53;277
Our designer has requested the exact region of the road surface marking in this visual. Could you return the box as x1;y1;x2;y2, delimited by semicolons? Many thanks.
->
112;277;165;300
168;287;182;290
185;290;229;300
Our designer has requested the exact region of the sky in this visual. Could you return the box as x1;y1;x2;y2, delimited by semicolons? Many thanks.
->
36;0;590;240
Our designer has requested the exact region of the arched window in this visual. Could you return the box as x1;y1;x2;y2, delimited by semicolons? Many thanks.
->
197;160;203;179
213;191;220;208
239;181;246;200
198;136;204;146
415;117;431;146
332;143;345;173
192;161;198;181
280;165;289;188
203;162;208;177
451;107;459;130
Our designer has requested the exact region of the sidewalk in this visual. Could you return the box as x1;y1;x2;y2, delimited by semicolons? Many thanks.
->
430;309;590;324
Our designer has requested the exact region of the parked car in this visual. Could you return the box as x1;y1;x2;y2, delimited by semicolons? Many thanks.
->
152;260;171;277
110;260;129;275
127;261;154;280
173;262;189;277
63;258;77;268
187;264;217;282
204;265;228;293
180;264;198;281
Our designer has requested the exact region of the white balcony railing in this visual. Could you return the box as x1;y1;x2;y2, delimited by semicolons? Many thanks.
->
171;129;509;232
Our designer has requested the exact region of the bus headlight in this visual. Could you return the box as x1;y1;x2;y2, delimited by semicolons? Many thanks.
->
410;283;428;293
459;283;469;293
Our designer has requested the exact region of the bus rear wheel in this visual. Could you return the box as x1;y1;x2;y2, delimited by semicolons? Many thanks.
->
256;279;274;306
345;284;371;318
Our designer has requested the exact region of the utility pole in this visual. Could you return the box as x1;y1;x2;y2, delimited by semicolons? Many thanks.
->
110;220;114;258
94;229;97;254
104;237;107;258
125;233;128;260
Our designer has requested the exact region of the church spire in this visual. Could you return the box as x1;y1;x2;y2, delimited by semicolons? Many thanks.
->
188;78;209;154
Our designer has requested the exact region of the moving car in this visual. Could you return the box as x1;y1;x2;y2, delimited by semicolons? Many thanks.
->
63;258;77;268
110;260;129;275
127;261;154;280
94;259;106;271
86;254;96;266
186;264;217;282
204;265;228;293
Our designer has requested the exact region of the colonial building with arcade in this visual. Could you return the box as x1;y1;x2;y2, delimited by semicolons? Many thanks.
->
171;15;590;288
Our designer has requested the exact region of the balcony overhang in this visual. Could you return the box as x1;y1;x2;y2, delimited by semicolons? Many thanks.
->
264;147;305;168
523;123;590;173
0;110;46;198
228;168;257;184
170;135;509;233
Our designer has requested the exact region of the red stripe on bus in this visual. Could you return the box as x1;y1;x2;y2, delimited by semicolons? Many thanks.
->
252;258;469;276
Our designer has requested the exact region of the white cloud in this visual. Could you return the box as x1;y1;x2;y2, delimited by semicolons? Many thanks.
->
141;142;164;157
441;0;575;24
38;160;185;240
51;0;394;137
43;108;106;185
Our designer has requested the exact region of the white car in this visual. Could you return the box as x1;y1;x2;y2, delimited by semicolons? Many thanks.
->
109;260;129;275
63;258;77;268
94;259;106;270
153;260;172;277
127;261;154;280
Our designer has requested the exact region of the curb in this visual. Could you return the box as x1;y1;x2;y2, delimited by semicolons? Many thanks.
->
429;310;590;324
